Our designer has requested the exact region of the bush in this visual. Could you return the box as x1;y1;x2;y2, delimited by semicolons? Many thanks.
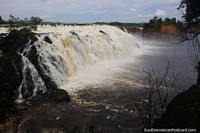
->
8;14;43;31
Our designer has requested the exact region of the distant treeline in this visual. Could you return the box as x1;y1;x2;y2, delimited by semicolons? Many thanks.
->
0;15;186;34
0;15;43;32
144;16;185;33
0;16;6;24
0;15;144;27
94;22;144;27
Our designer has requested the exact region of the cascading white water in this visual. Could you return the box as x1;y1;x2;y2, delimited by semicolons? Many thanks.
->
16;43;47;103
15;25;140;102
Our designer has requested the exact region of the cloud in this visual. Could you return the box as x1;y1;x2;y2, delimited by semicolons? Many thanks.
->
154;9;167;16
0;0;182;23
137;9;166;19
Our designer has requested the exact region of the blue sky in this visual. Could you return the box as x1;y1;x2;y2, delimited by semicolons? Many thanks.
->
0;0;182;23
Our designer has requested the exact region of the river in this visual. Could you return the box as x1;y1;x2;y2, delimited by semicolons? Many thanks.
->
19;35;197;133
69;35;196;132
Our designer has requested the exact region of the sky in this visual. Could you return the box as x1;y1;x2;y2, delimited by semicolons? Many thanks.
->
0;0;183;23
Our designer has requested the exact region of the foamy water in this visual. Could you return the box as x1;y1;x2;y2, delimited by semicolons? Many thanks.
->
60;43;149;93
1;25;151;101
36;25;149;93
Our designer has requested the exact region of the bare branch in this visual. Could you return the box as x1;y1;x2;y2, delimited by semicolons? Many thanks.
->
134;63;179;128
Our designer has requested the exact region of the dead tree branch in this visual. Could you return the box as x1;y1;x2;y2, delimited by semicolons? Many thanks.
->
134;63;179;128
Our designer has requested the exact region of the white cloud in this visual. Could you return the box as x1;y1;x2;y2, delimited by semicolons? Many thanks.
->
137;9;167;19
154;9;167;16
0;0;182;23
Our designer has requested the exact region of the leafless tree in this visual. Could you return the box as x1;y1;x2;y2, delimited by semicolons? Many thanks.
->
134;63;179;128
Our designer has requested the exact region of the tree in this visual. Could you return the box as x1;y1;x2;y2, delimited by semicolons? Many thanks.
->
157;18;163;25
178;0;200;84
134;64;179;128
0;16;6;24
178;0;200;28
144;17;179;34
171;17;177;25
144;16;163;32
8;14;43;31
29;17;43;31
164;17;171;25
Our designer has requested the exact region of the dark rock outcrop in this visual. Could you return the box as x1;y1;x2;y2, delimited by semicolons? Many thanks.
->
44;36;52;44
25;45;37;60
153;84;200;130
0;29;70;123
69;30;78;36
69;30;81;40
52;89;71;103
0;29;38;122
99;30;107;35
0;29;38;99
30;50;65;91
25;89;71;106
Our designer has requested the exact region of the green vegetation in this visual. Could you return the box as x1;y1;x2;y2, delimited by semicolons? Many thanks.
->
137;0;200;130
152;0;200;130
178;0;200;83
8;14;43;31
95;22;144;27
144;16;184;32
178;0;200;29
0;16;6;24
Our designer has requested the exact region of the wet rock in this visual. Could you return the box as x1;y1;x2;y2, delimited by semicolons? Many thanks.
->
42;74;58;91
25;45;37;60
31;53;60;91
44;36;52;44
0;29;70;126
25;89;71;106
69;30;78;36
153;84;200;130
0;29;38;101
99;30;107;35
52;89;71;103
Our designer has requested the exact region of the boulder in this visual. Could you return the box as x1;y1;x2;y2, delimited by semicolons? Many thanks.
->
25;89;71;106
44;36;52;44
51;89;71;103
153;84;200;130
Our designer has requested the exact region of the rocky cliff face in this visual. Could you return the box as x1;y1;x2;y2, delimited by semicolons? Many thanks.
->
0;29;37;123
0;29;63;102
0;29;37;99
0;29;70;104
0;28;72;124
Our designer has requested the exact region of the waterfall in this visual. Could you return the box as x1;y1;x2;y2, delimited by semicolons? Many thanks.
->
16;41;47;103
15;25;139;102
